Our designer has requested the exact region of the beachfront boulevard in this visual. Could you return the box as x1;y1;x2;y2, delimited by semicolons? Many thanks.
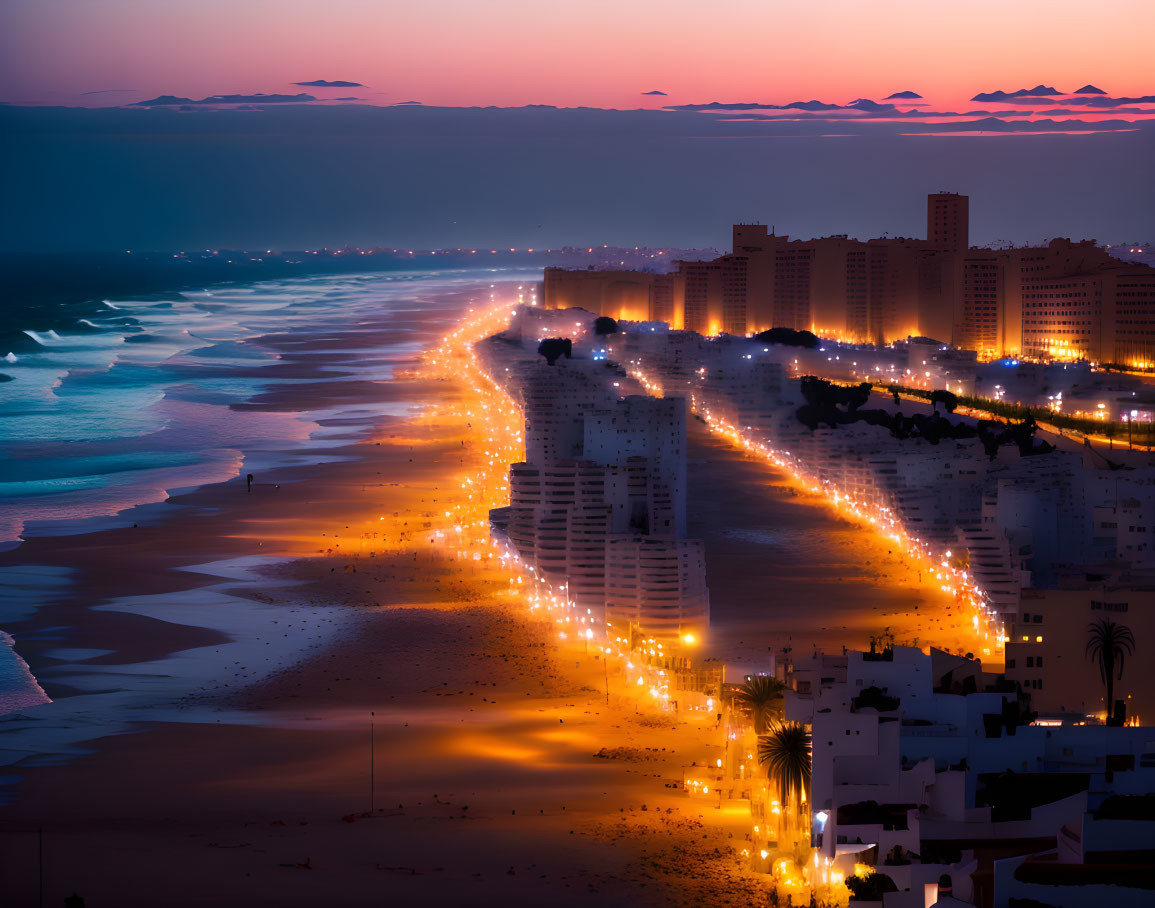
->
444;299;1155;908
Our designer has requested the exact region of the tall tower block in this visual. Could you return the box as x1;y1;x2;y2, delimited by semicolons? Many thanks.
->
927;193;969;252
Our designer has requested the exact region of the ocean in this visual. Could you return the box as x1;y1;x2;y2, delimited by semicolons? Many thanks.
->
0;267;536;730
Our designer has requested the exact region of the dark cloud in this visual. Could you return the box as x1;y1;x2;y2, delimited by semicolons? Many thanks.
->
1058;95;1155;108
665;97;973;120
641;90;667;96
884;90;922;99
992;94;1155;108
391;100;423;106
293;80;363;88
845;98;897;112
971;84;1062;101
664;99;840;112
81;89;137;95
133;93;317;106
1046;107;1152;115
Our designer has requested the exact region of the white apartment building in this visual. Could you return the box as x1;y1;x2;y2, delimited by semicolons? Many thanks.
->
787;646;1155;908
604;534;710;640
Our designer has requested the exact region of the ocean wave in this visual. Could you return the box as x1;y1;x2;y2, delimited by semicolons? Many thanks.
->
22;329;62;346
0;631;52;717
2;332;50;353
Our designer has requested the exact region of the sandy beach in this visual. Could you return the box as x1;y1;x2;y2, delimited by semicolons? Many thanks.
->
686;420;989;668
2;278;987;905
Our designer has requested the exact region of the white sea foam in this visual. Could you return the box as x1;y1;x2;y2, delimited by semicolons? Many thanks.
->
22;329;63;345
0;631;52;717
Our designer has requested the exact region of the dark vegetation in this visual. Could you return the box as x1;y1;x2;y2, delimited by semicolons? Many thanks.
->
537;337;572;365
1086;618;1135;726
593;316;619;335
889;383;1155;447
753;327;820;348
795;376;1055;459
846;871;898;901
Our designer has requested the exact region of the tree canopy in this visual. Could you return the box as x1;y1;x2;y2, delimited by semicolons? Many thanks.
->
734;674;786;734
1086;618;1135;725
537;337;572;365
753;327;820;348
758;721;811;808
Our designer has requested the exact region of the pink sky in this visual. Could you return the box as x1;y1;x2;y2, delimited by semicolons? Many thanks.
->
1;0;1152;110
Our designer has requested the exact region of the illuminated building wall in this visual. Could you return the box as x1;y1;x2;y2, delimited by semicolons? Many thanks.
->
1006;588;1155;720
866;239;921;345
773;243;813;330
583;395;688;538
916;248;957;346
604;535;709;639
720;255;748;336
522;365;614;465
542;267;654;321
676;259;723;334
546;200;1154;364
928;192;969;253
958;252;1005;357
806;236;861;340
733;228;777;334
651;272;676;325
1021;273;1103;362
1104;269;1155;368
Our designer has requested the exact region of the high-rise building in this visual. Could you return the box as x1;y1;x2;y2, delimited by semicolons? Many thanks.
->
542;267;654;321
958;252;1005;357
541;194;1154;363
927;192;969;253
582;395;687;538
604;536;709;640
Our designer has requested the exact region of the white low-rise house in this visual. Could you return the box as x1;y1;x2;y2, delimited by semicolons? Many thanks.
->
786;645;1155;908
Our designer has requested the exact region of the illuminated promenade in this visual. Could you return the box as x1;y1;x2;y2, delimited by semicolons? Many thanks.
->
423;289;689;707
421;295;949;903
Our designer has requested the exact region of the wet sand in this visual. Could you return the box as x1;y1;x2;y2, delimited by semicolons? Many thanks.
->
4;589;765;907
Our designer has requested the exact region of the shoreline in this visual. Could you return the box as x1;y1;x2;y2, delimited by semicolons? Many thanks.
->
1;286;771;906
1;280;997;905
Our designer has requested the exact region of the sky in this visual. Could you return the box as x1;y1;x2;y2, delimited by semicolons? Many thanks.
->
2;0;1154;111
1;0;1153;253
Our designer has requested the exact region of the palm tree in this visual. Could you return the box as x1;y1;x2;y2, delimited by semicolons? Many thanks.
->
735;675;786;734
1085;618;1135;723
758;721;811;811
